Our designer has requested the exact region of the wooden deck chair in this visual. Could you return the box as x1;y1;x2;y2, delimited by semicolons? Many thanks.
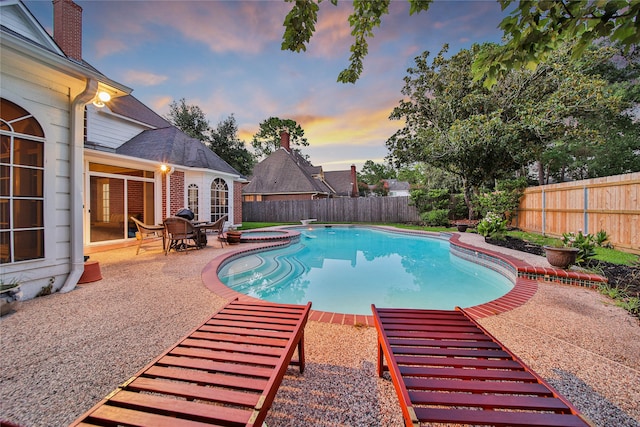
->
163;216;202;255
70;298;312;427
130;216;165;255
372;305;592;427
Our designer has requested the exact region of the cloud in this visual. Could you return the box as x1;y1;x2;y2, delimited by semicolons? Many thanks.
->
123;70;169;87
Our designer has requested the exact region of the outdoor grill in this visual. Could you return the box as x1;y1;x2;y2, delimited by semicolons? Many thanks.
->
175;208;195;221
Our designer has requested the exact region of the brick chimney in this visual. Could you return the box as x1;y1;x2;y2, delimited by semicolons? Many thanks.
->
280;131;290;152
53;0;83;62
351;164;358;197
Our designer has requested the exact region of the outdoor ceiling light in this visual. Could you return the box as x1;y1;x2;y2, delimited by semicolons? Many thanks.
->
92;91;111;108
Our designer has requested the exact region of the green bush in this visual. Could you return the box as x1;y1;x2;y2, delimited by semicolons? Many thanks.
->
561;231;597;264
421;209;450;227
477;212;507;240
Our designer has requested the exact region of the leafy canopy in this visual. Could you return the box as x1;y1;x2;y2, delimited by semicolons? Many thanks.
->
280;0;640;85
251;117;309;158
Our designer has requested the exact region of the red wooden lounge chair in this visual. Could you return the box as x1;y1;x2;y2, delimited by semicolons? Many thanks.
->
71;298;311;427
372;305;592;427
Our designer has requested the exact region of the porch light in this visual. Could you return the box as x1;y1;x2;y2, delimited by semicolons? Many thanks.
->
92;91;111;108
160;164;174;174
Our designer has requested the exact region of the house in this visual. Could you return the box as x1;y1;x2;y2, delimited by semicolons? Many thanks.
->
1;0;243;301
383;179;411;197
242;131;358;201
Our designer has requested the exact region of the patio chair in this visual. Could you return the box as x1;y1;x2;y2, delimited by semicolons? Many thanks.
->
372;305;591;427
163;216;203;255
130;216;165;255
69;298;312;427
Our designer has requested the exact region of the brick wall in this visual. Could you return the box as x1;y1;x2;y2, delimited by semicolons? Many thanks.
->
169;171;185;216
233;181;243;224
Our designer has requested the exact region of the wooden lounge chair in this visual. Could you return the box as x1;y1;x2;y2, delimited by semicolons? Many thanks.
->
70;298;312;427
372;305;592;427
130;216;165;255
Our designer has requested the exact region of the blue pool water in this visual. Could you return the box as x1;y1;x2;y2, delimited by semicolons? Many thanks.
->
218;226;513;315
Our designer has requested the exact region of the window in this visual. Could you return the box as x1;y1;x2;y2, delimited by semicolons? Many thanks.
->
1;98;45;263
188;184;199;221
211;178;228;221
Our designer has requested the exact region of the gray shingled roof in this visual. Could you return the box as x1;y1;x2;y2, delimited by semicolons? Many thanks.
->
325;170;354;196
117;127;240;175
243;148;332;195
107;95;171;129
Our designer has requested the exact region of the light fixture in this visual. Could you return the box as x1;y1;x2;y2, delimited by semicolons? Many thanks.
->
160;164;174;174
92;91;111;108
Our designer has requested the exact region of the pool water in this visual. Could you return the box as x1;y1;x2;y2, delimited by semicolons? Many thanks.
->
218;226;513;315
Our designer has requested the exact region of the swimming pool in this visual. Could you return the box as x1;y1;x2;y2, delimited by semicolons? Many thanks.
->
218;226;513;315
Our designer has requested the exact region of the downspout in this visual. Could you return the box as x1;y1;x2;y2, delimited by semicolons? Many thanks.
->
60;79;98;293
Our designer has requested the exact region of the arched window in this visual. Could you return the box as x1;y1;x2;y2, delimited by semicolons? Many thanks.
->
1;98;45;263
210;178;228;221
187;184;199;221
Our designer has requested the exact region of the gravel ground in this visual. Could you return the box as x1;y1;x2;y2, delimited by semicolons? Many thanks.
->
1;234;639;427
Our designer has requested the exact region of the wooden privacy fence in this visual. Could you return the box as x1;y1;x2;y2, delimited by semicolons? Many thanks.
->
243;196;421;224
514;172;639;253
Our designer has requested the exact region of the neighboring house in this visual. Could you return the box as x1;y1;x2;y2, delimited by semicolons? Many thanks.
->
242;132;358;201
366;179;410;197
1;0;243;300
384;179;411;197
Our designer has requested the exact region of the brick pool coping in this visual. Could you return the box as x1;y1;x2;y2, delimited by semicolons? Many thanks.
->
201;229;608;326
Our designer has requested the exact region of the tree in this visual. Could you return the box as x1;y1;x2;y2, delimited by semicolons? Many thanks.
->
386;43;622;217
165;98;210;140
166;99;255;175
280;0;640;84
477;1;640;87
357;160;396;184
386;46;523;218
209;115;255;176
251;117;309;158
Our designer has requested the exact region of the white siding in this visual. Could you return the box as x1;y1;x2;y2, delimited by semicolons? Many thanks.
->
86;106;152;149
1;45;84;299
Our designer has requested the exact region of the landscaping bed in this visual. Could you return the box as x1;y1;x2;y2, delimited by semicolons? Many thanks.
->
486;236;640;299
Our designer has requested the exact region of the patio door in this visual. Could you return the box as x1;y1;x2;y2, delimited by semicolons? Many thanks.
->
88;163;155;243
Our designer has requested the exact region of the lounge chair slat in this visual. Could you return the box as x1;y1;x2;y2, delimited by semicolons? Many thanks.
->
387;337;499;347
109;390;252;425
158;355;275;378
403;377;554;395
390;345;511;358
85;404;224;427
198;325;296;339
70;299;311;427
189;331;289;348
413;407;589;427
169;346;280;367
398;365;538;381
143;366;268;391
409;390;572;411
372;304;590;427
180;338;285;356
394;355;524;370
128;377;260;407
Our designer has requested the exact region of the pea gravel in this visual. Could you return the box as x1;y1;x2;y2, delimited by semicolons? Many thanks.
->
0;233;638;427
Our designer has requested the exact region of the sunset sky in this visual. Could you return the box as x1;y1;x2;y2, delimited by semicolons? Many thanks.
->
25;0;508;171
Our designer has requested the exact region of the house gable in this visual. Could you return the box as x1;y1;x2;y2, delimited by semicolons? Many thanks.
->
0;1;64;56
243;148;332;196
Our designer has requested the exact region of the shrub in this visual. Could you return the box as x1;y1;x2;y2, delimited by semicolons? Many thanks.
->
477;212;507;240
561;231;597;264
473;178;527;223
421;209;450;227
